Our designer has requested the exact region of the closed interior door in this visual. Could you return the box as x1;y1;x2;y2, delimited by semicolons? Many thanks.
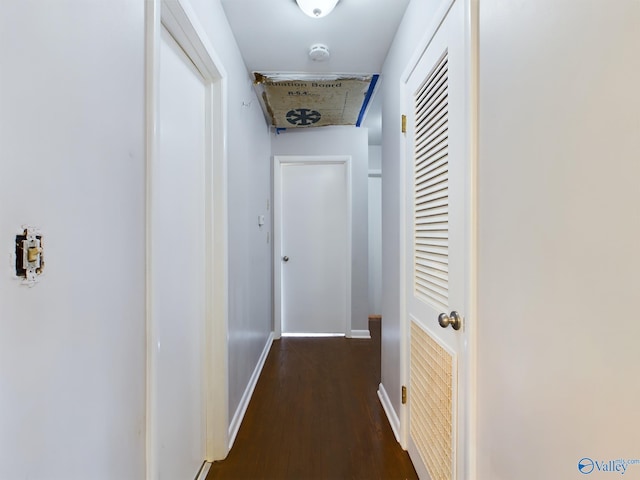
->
404;1;470;478
151;25;206;479
280;161;348;335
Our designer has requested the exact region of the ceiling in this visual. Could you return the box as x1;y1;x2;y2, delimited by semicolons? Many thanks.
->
221;0;410;74
220;0;409;141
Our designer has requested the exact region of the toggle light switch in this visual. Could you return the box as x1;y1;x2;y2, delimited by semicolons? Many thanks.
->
15;227;44;285
27;246;42;263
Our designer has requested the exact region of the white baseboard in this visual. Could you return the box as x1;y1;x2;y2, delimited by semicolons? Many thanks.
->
228;332;274;450
196;461;211;480
377;382;401;443
348;329;371;339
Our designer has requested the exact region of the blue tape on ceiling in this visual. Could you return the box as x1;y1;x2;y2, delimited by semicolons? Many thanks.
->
356;74;379;127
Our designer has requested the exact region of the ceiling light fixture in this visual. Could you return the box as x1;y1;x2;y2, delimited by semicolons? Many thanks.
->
296;0;340;18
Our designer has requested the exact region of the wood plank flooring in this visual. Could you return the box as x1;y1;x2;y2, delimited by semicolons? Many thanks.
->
207;319;418;480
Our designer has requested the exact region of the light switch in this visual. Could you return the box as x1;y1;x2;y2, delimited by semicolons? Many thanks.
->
15;227;44;285
258;215;265;227
27;246;42;263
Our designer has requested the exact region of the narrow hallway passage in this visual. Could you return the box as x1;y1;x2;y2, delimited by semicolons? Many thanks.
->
207;320;417;480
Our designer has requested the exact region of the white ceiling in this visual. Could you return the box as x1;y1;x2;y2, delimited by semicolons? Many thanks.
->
220;0;409;75
221;0;408;139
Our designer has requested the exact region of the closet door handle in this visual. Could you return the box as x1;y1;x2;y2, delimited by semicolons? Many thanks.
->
438;311;462;330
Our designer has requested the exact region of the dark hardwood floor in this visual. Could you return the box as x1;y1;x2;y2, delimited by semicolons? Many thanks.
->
207;319;418;480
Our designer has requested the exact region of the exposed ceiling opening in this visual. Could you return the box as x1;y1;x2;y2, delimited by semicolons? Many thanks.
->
253;72;378;129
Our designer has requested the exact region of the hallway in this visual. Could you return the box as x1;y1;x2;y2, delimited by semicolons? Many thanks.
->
2;1;639;479
207;320;417;480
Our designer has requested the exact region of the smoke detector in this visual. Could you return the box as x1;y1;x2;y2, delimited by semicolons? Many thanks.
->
309;44;330;62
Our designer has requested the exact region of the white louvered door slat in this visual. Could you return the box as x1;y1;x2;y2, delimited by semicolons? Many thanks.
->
414;52;450;311
404;0;470;479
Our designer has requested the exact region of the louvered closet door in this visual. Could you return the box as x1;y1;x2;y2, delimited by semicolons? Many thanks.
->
404;1;470;479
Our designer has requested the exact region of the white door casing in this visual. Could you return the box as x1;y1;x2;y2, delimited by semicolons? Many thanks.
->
400;0;475;478
274;156;352;337
146;0;229;477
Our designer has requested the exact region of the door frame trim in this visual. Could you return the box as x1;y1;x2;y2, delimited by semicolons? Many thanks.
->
146;0;229;476
273;155;352;339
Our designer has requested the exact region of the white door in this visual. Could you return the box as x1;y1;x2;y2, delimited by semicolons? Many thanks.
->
276;157;350;336
404;1;471;479
151;25;206;479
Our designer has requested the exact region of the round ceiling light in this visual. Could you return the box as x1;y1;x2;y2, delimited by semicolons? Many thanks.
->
295;0;340;18
309;44;330;62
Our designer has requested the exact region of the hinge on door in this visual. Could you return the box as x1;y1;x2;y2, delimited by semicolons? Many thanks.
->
401;114;407;134
402;385;407;404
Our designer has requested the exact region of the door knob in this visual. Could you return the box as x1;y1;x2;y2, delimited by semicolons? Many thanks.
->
438;311;462;330
282;256;289;262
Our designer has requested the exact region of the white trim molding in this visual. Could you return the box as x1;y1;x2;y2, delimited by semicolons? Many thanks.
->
228;333;274;450
348;329;372;339
377;383;401;444
195;462;212;480
144;3;160;479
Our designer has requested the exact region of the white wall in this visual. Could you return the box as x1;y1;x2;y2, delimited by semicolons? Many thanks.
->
0;0;273;476
272;126;369;332
0;1;146;478
476;1;640;478
369;145;382;170
379;0;445;425
368;146;382;315
368;175;382;315
187;0;273;437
